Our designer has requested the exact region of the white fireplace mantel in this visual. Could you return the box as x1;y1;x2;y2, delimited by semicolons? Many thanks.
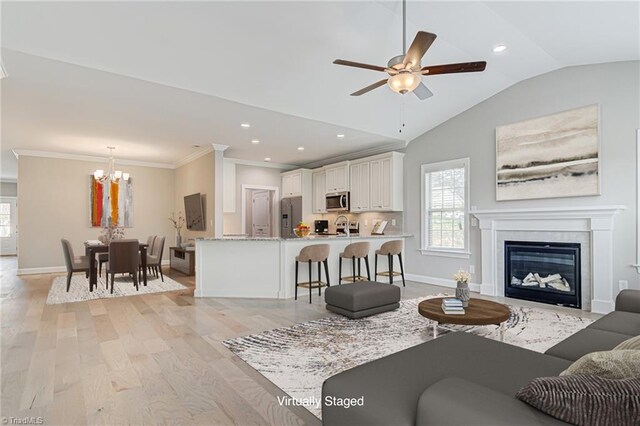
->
472;205;626;314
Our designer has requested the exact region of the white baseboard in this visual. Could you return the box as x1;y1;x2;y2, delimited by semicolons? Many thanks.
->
405;273;481;293
17;266;67;275
17;260;170;276
591;299;614;315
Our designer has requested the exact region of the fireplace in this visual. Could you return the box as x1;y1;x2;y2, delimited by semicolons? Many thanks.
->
505;241;581;309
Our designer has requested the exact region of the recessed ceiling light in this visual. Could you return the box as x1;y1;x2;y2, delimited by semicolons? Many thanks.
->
337;134;345;139
297;147;305;151
251;139;260;144
264;157;271;162
493;44;507;53
241;123;251;128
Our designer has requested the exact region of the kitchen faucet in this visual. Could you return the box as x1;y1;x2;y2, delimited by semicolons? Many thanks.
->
335;215;350;236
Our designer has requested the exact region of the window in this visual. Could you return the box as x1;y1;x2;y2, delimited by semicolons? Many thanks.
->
0;203;10;237
421;158;470;257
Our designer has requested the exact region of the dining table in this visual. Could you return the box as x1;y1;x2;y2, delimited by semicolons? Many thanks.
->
84;241;149;292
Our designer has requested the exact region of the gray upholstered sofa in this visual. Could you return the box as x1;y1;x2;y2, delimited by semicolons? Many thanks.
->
322;290;640;425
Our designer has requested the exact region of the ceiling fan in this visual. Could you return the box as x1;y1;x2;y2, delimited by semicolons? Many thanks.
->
333;0;487;100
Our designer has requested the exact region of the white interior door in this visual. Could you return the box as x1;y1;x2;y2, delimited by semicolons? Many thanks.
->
251;191;271;237
0;198;17;255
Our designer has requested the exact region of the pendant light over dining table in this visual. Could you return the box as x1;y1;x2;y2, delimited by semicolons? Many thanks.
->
93;146;130;182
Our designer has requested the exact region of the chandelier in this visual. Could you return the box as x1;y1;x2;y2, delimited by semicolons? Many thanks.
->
93;147;130;182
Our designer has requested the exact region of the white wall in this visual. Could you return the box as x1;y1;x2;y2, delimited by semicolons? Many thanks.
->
404;61;640;289
18;156;175;270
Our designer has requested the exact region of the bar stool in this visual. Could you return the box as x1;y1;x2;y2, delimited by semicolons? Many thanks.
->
295;244;330;303
374;240;405;286
339;242;371;284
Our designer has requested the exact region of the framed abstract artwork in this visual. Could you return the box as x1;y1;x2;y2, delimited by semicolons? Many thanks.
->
90;176;133;227
496;104;600;201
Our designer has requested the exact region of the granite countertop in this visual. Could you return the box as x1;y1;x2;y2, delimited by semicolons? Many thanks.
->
197;234;413;242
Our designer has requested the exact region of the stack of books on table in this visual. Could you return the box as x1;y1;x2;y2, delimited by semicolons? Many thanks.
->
441;298;465;315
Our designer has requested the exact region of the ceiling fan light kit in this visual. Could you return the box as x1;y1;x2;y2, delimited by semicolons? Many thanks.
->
333;0;486;100
388;72;420;94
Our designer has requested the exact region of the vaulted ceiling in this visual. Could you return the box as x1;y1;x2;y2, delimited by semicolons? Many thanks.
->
2;1;638;180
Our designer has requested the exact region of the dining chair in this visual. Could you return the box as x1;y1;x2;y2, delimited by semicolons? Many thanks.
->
147;236;165;282
138;235;156;274
61;239;90;292
105;239;140;293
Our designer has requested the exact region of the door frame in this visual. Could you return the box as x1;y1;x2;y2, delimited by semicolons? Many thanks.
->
241;185;280;237
0;196;18;256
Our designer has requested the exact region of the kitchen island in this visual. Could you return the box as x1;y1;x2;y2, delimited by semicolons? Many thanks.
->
195;234;413;299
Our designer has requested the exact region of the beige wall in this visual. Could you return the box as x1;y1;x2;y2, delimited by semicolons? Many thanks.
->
0;182;17;197
223;164;282;235
174;151;215;241
17;156;175;270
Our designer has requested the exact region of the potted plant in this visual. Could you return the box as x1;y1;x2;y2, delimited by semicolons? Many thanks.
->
453;269;472;307
169;212;185;246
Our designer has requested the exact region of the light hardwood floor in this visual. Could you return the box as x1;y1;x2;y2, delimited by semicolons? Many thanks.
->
0;256;600;425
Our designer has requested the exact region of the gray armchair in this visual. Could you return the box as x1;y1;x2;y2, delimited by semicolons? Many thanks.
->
61;239;90;292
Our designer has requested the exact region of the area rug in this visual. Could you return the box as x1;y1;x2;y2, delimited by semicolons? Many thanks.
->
46;274;187;305
223;296;594;419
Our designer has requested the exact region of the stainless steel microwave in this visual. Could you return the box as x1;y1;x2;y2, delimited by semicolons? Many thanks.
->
326;192;350;212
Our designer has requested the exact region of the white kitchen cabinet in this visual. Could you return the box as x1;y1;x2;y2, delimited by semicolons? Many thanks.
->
325;162;349;193
369;152;404;211
349;162;370;211
312;170;327;213
282;171;302;197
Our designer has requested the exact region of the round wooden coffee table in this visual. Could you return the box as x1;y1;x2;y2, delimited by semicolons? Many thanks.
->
418;297;511;340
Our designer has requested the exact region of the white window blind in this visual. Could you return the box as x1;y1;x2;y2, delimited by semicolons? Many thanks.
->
422;159;469;252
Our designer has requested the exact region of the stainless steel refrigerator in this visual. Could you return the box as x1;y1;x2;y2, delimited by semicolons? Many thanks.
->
280;196;303;238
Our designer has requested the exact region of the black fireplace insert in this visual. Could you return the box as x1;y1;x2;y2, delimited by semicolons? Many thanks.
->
505;241;581;309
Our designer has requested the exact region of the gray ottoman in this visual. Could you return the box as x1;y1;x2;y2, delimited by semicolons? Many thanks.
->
325;281;401;319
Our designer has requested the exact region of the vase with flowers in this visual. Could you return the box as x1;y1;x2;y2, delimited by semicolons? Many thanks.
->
453;269;472;307
169;212;185;247
98;218;125;245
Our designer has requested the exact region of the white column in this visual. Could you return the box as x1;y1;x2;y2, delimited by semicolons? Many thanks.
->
212;144;229;238
479;219;497;296
590;217;615;314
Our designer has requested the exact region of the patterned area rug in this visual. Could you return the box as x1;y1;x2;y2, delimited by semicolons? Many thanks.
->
46;273;187;304
223;296;594;419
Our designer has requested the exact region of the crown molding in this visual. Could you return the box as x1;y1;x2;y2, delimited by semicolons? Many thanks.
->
12;149;175;169
300;140;407;169
174;146;214;168
224;157;296;170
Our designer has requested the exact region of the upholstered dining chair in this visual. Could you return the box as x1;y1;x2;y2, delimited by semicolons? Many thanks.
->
105;239;140;293
146;236;165;282
138;235;156;274
101;236;155;277
61;239;90;292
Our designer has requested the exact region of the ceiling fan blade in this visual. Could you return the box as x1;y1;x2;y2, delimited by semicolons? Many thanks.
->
421;61;487;75
350;79;388;96
413;82;433;100
333;59;388;72
403;31;437;68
